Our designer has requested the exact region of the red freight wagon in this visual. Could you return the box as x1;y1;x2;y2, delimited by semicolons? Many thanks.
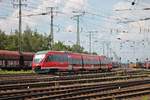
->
0;50;20;60
0;50;34;70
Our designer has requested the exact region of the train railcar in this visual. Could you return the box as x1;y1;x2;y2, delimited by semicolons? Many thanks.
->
82;54;100;70
143;61;150;69
32;50;112;74
0;50;34;70
21;52;35;70
112;61;120;68
128;62;143;69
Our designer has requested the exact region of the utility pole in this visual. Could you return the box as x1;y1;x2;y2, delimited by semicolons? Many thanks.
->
89;32;92;54
25;6;57;50
72;11;84;47
106;42;109;57
19;0;22;52
87;31;98;54
71;14;83;52
103;41;111;57
102;41;105;55
12;0;27;52
72;15;82;46
50;7;54;49
77;15;80;46
47;7;56;50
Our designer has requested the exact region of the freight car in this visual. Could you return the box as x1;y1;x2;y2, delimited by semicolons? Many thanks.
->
0;50;34;70
143;61;150;69
32;51;112;74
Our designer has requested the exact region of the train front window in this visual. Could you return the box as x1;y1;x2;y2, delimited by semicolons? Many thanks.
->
33;54;45;63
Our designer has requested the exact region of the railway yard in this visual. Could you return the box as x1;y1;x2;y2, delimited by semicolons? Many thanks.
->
0;68;150;100
1;0;150;99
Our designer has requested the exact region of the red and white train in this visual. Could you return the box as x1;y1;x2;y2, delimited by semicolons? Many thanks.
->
32;51;112;73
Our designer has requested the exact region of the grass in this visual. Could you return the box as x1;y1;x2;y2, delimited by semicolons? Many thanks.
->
142;96;149;100
0;70;33;74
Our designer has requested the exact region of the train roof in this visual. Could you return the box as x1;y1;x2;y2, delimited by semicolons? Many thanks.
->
0;50;20;59
22;52;34;56
35;50;108;57
0;50;34;58
36;50;53;54
36;50;93;55
35;50;106;59
35;50;70;54
0;50;20;56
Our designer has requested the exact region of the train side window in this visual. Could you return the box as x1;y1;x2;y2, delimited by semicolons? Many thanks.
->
72;58;75;64
92;59;94;64
84;59;87;64
47;55;53;62
85;59;87;64
80;59;82;65
73;58;77;64
60;55;65;62
87;59;89;64
93;60;95;64
78;59;80;64
68;57;72;64
52;55;63;62
75;58;77;64
76;59;78;64
77;59;80;64
55;55;59;61
89;59;91;64
97;60;99;64
55;55;60;61
69;58;73;64
71;58;73;64
63;55;68;62
94;60;97;64
86;59;88;64
57;55;64;62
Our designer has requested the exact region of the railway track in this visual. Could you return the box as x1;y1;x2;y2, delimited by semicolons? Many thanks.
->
0;70;131;84
0;78;149;100
0;68;149;78
56;84;150;100
0;74;148;91
0;68;149;100
1;68;150;85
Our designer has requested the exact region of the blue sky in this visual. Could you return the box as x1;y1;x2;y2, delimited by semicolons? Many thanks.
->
0;0;150;63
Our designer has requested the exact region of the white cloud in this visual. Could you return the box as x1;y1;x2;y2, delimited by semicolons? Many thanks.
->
113;1;132;11
0;0;87;34
65;25;76;32
106;0;150;62
63;0;87;16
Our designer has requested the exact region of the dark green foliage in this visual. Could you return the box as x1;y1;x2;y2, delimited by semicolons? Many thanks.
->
71;44;84;53
0;30;8;49
0;27;86;53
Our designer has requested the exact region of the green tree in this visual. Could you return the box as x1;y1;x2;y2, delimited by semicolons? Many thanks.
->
92;52;97;55
5;32;18;50
71;44;84;53
0;27;92;54
22;26;49;52
0;30;7;49
52;41;68;51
